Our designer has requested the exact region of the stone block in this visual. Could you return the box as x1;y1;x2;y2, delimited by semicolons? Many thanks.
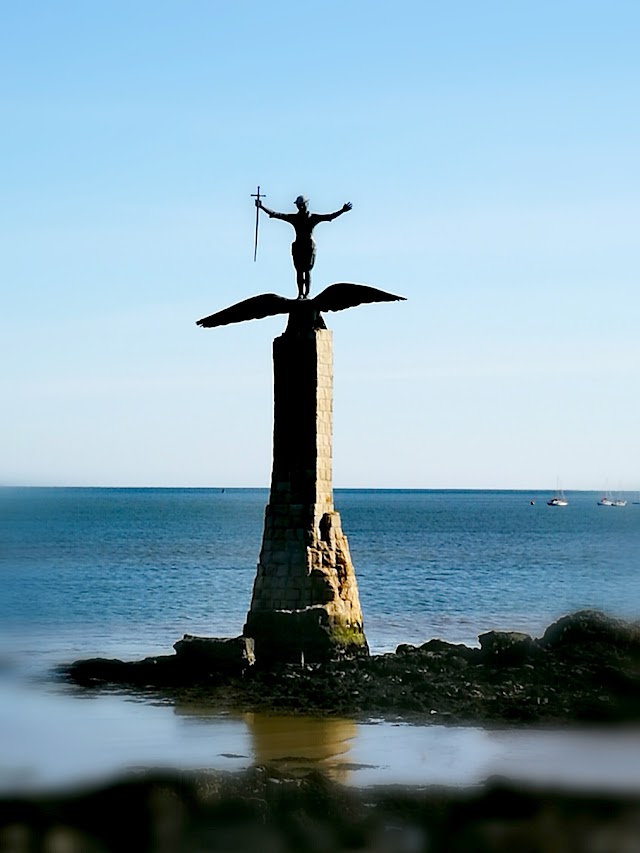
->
173;635;255;674
244;605;368;665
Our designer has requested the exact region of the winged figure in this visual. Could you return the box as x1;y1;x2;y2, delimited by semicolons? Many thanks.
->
196;283;405;332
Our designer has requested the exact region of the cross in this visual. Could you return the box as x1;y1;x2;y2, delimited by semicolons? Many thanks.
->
251;185;266;262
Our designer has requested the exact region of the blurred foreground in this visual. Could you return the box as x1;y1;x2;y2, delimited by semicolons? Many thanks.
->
1;766;639;853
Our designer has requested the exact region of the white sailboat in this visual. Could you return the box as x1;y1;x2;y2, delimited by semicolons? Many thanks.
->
547;482;568;506
612;490;627;507
599;484;627;507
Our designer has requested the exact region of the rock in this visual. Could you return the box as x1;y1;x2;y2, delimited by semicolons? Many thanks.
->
8;769;640;853
66;656;127;685
478;631;539;665
66;655;179;686
395;643;418;655
396;638;467;656
62;611;640;725
421;638;479;661
173;635;255;675
539;610;640;652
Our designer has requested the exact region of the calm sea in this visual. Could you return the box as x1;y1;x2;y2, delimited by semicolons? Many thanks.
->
2;487;640;793
2;487;639;670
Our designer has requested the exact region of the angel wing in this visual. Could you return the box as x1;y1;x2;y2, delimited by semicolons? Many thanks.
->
311;283;405;314
196;293;295;328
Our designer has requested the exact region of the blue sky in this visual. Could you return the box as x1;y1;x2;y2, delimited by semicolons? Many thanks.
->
2;1;639;488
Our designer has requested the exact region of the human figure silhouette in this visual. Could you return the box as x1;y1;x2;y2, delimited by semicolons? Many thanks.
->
256;195;352;298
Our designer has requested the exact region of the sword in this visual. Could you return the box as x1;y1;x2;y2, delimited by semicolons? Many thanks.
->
251;185;265;262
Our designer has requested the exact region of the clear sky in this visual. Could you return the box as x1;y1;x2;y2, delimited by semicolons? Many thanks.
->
2;1;639;489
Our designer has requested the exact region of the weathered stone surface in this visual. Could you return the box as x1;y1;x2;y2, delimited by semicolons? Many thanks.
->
244;327;367;663
173;635;255;673
243;607;368;665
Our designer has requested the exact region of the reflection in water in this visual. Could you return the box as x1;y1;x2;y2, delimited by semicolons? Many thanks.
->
4;682;640;793
170;700;361;784
245;713;358;783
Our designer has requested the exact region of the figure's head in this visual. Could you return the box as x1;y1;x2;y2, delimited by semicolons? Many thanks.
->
294;195;309;212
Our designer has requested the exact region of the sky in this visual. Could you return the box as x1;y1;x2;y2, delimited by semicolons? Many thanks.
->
1;1;639;490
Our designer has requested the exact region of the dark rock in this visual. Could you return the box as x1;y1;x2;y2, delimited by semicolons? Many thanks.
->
4;769;640;853
539;610;640;652
478;631;540;665
62;611;640;725
173;635;255;675
419;638;476;658
395;643;418;655
66;657;128;686
66;655;186;687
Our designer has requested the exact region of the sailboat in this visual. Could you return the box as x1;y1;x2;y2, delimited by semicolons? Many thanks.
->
612;489;627;507
598;484;627;507
547;483;568;506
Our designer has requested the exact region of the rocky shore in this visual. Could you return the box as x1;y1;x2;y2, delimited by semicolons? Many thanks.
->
3;766;640;853
64;610;640;725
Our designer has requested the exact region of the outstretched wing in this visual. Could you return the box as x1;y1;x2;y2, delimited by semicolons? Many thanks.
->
196;293;295;328
311;282;406;314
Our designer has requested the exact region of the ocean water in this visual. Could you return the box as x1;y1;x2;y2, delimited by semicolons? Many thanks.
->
3;487;639;668
2;487;640;792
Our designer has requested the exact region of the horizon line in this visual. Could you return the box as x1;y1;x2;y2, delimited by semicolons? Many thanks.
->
2;484;633;493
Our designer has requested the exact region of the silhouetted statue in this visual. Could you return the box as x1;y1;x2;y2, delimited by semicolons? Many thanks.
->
256;196;352;298
197;283;404;333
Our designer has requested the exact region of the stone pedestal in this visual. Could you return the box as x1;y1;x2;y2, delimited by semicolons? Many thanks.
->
244;325;368;663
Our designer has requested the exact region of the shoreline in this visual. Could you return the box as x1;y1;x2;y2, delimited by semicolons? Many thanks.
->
64;609;640;727
5;610;640;849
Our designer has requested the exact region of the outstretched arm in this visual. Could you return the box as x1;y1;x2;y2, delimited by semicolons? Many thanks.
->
313;201;353;223
256;199;294;222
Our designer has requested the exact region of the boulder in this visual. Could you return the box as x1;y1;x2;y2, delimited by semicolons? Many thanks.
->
478;631;539;665
539;610;640;652
173;635;255;675
66;655;178;686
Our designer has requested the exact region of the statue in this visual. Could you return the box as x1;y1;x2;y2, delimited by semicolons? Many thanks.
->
196;192;404;664
197;282;404;332
256;195;352;298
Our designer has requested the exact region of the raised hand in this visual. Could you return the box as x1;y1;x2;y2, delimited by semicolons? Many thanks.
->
342;202;353;212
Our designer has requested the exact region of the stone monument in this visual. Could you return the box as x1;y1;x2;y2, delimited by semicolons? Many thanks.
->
197;195;404;663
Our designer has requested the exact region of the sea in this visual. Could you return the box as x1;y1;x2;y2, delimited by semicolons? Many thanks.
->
2;487;640;794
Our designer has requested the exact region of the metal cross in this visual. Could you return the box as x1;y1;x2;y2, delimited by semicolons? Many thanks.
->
251;186;266;262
